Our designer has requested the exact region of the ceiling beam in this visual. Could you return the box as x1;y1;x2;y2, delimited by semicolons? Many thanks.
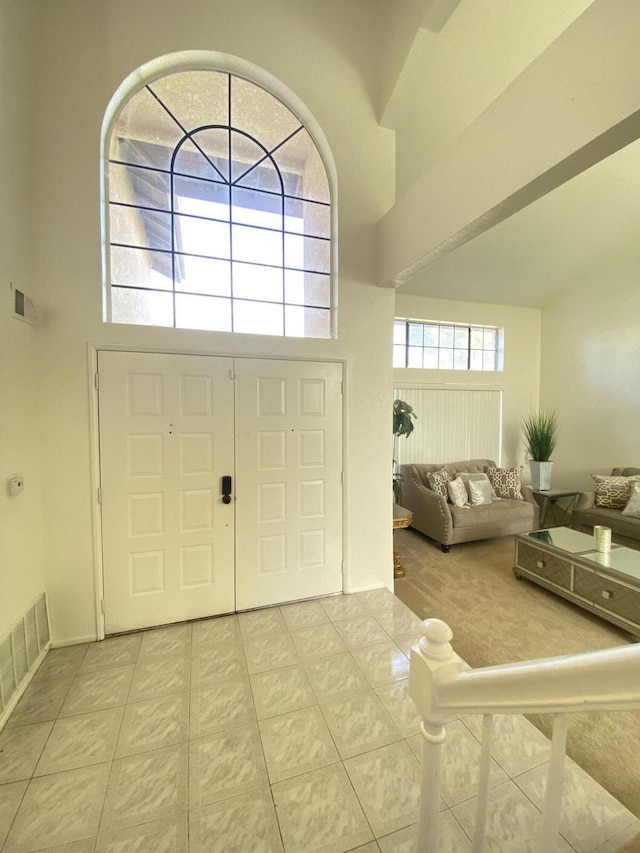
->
377;0;640;287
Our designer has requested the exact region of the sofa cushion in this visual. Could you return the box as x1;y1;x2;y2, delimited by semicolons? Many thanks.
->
447;477;469;507
469;479;494;505
592;474;640;508
458;472;495;500
573;505;640;540
487;465;524;500
451;498;534;529
623;482;640;519
426;468;452;497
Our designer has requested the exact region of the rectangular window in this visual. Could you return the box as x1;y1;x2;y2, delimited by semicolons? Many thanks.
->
393;319;503;372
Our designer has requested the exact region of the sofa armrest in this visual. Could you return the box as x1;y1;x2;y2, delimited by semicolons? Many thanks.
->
399;465;453;545
575;490;596;511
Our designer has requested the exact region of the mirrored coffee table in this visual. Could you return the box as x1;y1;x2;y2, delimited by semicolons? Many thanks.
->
514;527;640;637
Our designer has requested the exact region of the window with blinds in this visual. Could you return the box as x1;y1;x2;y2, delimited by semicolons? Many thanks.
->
392;387;502;465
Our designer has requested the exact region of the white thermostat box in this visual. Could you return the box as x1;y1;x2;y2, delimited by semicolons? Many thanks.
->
12;286;36;325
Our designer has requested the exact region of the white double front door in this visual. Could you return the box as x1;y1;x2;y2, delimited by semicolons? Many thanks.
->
98;351;343;634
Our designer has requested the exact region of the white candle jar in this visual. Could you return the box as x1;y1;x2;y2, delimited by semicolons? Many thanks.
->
594;525;612;553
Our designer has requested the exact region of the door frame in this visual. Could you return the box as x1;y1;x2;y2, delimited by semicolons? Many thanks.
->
88;343;347;641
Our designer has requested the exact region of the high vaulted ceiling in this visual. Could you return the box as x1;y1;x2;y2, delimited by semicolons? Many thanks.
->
380;0;640;309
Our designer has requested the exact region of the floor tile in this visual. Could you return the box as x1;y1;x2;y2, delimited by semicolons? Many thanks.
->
6;679;73;728
4;763;110;852
271;763;373;853
332;615;390;650
33;646;88;682
138;624;192;659
374;679;422;737
0;780;28;848
38;840;97;852
416;719;508;807
372;605;423;638
515;759;638;853
377;811;472;852
35;708;123;776
100;744;188;833
259;706;339;783
190;644;247;686
78;635;141;673
355;588;397;615
238;607;287;638
344;741;422;837
279;600;330;631
243;632;300;674
191;615;240;654
452;779;575;853
59;667;133;717
460;714;551;777
319;689;402;759
389;633;421;658
319;594;367;622
590;821;640;853
127;655;190;701
95;813;187;852
0;722;53;783
351;642;410;687
115;692;189;757
303;653;370;700
290;622;348;660
189;790;283;853
189;723;268;807
190;677;255;737
250;665;317;719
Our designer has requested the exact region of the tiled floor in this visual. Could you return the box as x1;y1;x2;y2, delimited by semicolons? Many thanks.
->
1;589;639;852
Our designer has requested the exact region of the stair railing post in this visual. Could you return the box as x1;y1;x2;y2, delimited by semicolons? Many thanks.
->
410;618;462;853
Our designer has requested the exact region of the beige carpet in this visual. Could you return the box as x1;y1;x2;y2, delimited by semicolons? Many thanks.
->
393;527;640;829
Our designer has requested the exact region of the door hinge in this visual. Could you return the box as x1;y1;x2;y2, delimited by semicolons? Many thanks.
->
229;368;235;380
97;487;102;504
95;373;100;390
100;598;105;614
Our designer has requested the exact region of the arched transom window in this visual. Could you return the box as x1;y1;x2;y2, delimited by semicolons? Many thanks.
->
105;68;333;337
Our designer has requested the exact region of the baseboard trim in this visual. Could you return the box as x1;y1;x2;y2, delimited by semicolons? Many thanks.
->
50;635;98;649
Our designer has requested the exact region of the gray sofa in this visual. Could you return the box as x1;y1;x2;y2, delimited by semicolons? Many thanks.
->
399;459;539;552
572;467;640;549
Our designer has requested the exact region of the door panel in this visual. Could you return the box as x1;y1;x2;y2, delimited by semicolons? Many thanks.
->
234;359;343;609
99;351;235;633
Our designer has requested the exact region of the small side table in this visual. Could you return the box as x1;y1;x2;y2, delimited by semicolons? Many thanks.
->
393;504;413;578
532;488;581;528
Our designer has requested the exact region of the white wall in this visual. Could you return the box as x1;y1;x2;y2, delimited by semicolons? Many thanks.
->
0;0;47;639
540;250;640;491
394;293;541;473
30;0;396;643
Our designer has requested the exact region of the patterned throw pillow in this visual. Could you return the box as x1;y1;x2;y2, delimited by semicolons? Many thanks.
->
622;482;640;518
426;467;452;497
447;477;469;507
487;465;524;500
592;474;640;509
469;479;494;506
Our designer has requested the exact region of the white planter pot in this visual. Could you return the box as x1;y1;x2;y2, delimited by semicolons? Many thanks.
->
530;460;553;491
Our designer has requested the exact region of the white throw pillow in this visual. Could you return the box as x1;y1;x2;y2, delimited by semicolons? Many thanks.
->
459;472;496;500
469;479;494;506
447;477;469;507
622;482;640;518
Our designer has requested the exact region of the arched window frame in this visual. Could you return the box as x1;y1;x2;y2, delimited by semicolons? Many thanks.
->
100;51;338;338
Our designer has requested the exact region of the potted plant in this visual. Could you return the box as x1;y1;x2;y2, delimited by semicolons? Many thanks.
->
521;410;559;491
393;398;417;502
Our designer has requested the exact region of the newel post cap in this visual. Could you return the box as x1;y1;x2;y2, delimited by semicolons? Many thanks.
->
418;618;454;661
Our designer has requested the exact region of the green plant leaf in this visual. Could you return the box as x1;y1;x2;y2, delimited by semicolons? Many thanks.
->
521;410;559;461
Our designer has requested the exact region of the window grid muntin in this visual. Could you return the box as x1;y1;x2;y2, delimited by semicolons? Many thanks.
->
393;319;502;371
107;71;331;337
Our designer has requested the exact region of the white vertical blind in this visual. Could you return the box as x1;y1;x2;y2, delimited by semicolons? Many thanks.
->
393;387;502;465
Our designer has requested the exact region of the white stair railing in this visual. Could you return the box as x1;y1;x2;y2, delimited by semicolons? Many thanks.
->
409;618;640;853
